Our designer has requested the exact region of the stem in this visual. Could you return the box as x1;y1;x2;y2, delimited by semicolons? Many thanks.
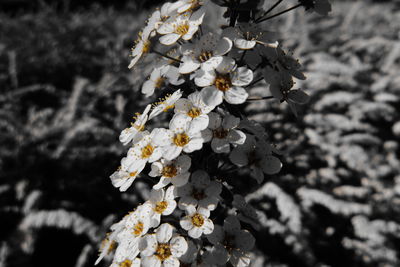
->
255;0;284;22
152;50;183;63
247;96;274;101
256;3;302;23
245;77;263;88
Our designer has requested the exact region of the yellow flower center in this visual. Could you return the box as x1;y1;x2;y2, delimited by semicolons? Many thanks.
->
187;107;201;118
213;128;229;139
155;77;166;89
155;243;172;261
119;260;132;267
215;74;232;92
191;213;205;227
173;133;190;147
129;171;138;177
154;201;168;214
141;144;154;159
192;188;205;200
132;221;144;236
162;165;178;178
175;22;189;36
198;50;213;63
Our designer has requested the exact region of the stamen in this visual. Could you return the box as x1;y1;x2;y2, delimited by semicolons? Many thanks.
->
191;213;205;227
173;133;190;147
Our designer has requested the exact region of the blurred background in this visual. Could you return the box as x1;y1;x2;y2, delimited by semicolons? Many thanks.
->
1;0;400;266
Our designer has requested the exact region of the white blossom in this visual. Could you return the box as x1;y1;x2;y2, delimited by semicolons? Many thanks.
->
128;27;152;69
149;90;183;120
202;112;246;153
179;32;232;74
195;56;253;105
148;187;178;227
180;206;214;238
177;170;221;211
223;23;276;50
150;155;191;190
119;104;151;145
140;223;188;267
206;216;255;267
152;114;206;160
157;9;205;45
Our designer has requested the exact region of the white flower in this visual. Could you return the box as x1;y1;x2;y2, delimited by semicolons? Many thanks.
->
147;2;179;33
110;164;145;192
229;135;282;183
232;194;259;229
195;56;253;105
206;216;255;267
149;90;183;120
114;204;154;262
150;155;191;190
140;223;188;267
223;23;276;50
157;9;205;45
179;32;232;74
202;112;246;153
119;104;151;145
128;27;153;69
110;258;141;267
174;91;215;131
142;65;184;97
177;170;221;211
148;186;177;227
152;114;206;160
180;206;214;238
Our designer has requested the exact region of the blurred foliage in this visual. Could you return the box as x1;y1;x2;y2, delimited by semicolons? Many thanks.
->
0;1;400;267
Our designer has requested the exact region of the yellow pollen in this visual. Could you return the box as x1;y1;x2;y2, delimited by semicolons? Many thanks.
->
155;77;166;89
119;259;132;267
173;133;190;147
100;238;117;254
155;243;172;261
215;74;232;92
141;144;154;158
163;104;175;112
175;22;190;36
131;123;145;131
213;128;229;139
198;51;213;62
187;107;201;118
129;171;138;177
162;165;178;178
191;213;205;227
154;201;168;214
132;221;144;236
142;40;151;54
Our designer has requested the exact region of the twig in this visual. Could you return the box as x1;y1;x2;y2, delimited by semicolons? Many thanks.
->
255;0;284;22
245;77;264;88
247;96;274;101
257;4;302;23
152;50;183;63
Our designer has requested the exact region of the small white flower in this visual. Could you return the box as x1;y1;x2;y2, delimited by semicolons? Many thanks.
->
223;23;276;50
150;155;191;190
128;27;153;69
177;170;221;211
202;112;246;153
110;164;145;192
206;216;255;267
157;9;205;45
149;90;183;120
229;135;282;183
142;65;184;97
148;186;177;227
195;56;253;105
152;114;206;160
119;104;151;145
179;32;232;74
180;206;214;238
140;223;188;267
174;91;215;131
173;0;208;14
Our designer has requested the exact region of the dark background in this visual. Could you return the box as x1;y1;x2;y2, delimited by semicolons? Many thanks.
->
1;0;400;266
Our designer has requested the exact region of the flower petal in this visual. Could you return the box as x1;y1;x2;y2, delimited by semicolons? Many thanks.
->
200;86;223;107
156;223;174;243
224;86;248;104
160;33;181;45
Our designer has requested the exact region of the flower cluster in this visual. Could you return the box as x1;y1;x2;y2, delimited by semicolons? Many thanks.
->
98;0;331;266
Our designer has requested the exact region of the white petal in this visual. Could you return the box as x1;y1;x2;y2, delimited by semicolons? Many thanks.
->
229;148;248;166
201;219;214;235
224;86;248;104
180;216;193;231
170;113;191;131
194;69;215;87
236;230;255;250
150;188;165;203
176;155;191;172
235;38;256;50
208;112;222;130
215;37;233;56
179;57;201;74
216;56;236;74
201;56;223;71
188;227;203;239
206;225;224;245
200;86;224;107
142;256;161;267
162;145;183;161
178;196;198;211
222;114;240;129
231;67;253;87
171;172;190;187
170;236;188;257
188;115;209;134
227;129;246;145
183;138;203;153
152;128;173;146
162;200;177;215
287;89;310;104
140;234;158;256
160;33;181;45
163;257;180;267
261;155;282;175
153;177;171;190
211;138;230;153
156;223;174;243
